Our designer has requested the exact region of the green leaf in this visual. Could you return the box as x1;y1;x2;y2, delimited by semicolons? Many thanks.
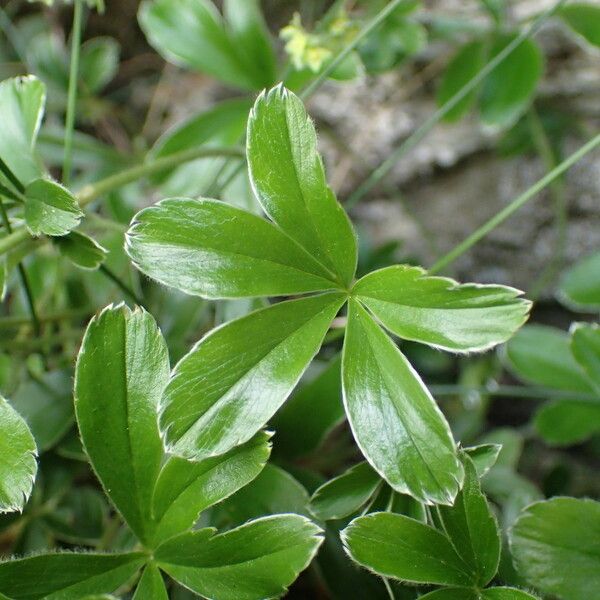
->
56;230;108;270
223;0;277;89
0;552;145;599
354;266;530;353
559;251;600;310
560;3;600;47
510;497;600;600
342;300;463;505
0;395;37;513
0;76;45;187
482;588;539;600
419;589;478;600
310;462;381;521
272;354;344;459
75;305;169;543
436;456;500;586
155;515;323;600
534;399;600;446
126;198;340;298
570;323;600;394
161;293;345;460
480;35;543;127
247;85;357;287
341;512;473;586
133;564;168;600
464;444;502;477
214;464;310;526
437;40;486;121
24;178;83;237
80;38;119;93
151;432;271;545
138;0;271;90
11;371;73;452
505;325;593;392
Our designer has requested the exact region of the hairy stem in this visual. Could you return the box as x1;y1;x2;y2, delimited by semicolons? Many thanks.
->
428;132;600;275
63;0;84;186
98;264;146;309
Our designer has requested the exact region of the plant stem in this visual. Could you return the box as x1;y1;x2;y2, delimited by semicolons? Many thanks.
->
77;145;245;207
526;107;567;299
0;156;25;194
0;308;91;330
301;0;413;100
63;0;84;187
98;264;146;309
430;384;598;403
428;132;600;275
0;196;40;335
344;0;566;209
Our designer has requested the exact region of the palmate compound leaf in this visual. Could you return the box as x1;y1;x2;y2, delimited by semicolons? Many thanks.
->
0;552;146;599
126;198;341;298
0;396;37;513
353;265;531;353
510;497;600;600
247;85;358;288
342;300;464;506
160;292;345;461
74;304;169;545
155;514;323;600
151;432;271;545
341;512;474;587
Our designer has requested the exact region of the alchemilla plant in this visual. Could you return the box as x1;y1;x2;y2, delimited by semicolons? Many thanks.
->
1;1;599;599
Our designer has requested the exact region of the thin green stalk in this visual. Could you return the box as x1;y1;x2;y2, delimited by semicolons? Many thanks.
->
428;132;600;275
526;107;567;299
0;308;91;330
62;0;84;187
345;0;567;209
430;384;598;403
98;264;146;309
0;156;25;194
0;196;40;335
300;0;413;100
382;577;395;600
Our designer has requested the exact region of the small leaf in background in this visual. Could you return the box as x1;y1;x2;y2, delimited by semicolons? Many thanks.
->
482;588;539;600
24;178;83;236
559;251;600;311
0;396;37;513
353;265;531;353
310;462;381;521
155;515;323;600
0;76;45;187
436;455;500;586
272;354;344;460
480;35;543;128
139;0;275;91
419;589;478;600
504;325;593;392
247;85;357;287
161;293;345;461
510;497;600;600
151;432;271;545
75;305;169;544
343;300;463;505
79;38;119;93
464;444;502;477
534;399;600;446
10;370;73;452
0;552;145;599
342;512;474;586
570;323;600;393
133;564;168;600
560;3;600;47
437;40;486;121
126;198;340;298
56;230;107;270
